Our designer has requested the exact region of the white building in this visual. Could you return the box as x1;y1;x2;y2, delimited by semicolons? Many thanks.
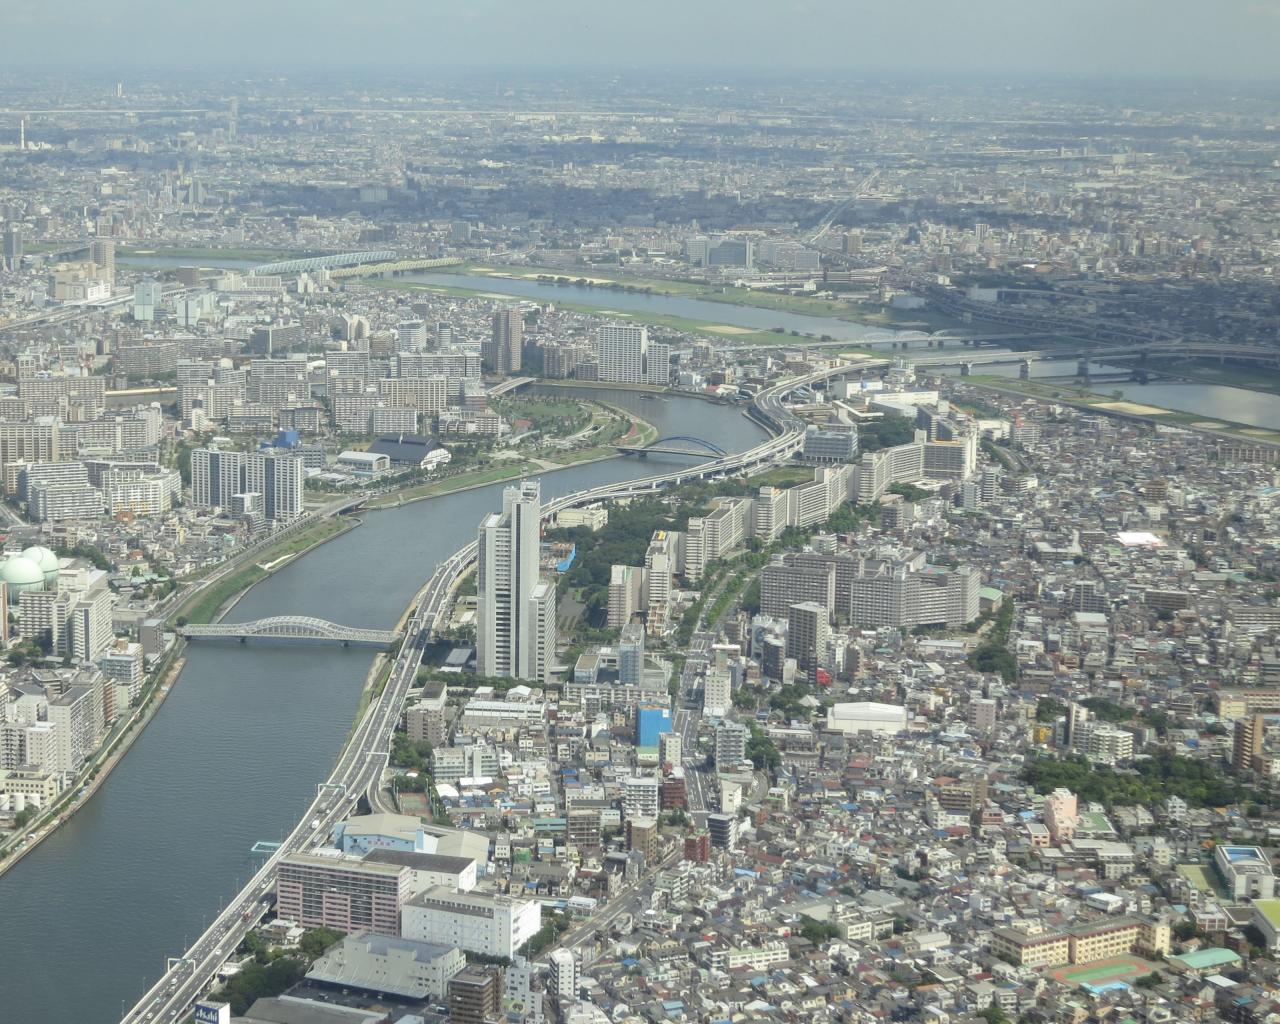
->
307;934;464;1000
477;480;555;682
621;774;660;821
826;702;907;736
401;886;541;958
548;948;580;1000
597;325;669;386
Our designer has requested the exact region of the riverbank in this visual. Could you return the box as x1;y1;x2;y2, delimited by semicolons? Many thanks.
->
366;397;659;509
964;374;1280;448
177;516;358;625
0;650;187;880
363;277;842;347
119;246;305;263
422;262;1016;337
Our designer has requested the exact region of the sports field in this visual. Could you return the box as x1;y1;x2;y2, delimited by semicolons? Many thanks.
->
1049;955;1157;990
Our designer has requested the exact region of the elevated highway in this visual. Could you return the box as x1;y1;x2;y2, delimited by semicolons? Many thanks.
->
487;376;536;397
118;362;849;1023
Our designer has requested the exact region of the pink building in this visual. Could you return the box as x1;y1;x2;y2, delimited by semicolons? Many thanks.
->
1044;787;1078;844
276;851;409;936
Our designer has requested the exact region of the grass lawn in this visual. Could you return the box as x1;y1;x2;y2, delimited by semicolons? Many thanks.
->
747;465;819;488
365;463;533;508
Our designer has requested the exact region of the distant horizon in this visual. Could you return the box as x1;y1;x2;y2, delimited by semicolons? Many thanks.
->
3;0;1279;84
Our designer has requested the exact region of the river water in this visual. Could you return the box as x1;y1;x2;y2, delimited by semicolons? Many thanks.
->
939;357;1280;430
114;254;898;344
0;388;763;1023
111;253;1280;428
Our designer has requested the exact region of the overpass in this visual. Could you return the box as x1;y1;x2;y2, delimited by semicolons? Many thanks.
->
616;435;729;458
118;362;850;1024
487;376;536;397
179;616;400;648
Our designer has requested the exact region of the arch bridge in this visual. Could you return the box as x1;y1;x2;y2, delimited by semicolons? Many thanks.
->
179;616;401;648
616;435;728;458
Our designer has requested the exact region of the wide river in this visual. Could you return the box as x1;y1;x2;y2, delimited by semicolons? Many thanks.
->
116;254;900;343
115;253;1280;427
942;357;1280;430
0;388;764;1023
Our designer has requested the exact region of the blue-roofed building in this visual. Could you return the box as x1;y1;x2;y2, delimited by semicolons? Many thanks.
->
637;705;672;748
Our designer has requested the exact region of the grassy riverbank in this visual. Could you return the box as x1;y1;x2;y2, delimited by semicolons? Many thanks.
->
966;374;1280;447
176;517;353;625
367;277;848;347
118;246;305;263
422;263;1013;337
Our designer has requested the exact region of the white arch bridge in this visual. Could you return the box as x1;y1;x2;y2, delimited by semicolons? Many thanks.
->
179;616;401;648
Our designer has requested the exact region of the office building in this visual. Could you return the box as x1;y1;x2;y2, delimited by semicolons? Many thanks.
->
707;812;740;850
90;238;115;285
486;309;523;376
607;564;644;629
276;850;410;936
190;448;304;522
596;324;669;385
618;622;645;687
548;948;579;1001
477;480;554;682
703;669;732;718
621;774;660;821
132;279;163;321
626;816;659;864
3;223;22;271
786;601;829;679
713;721;748;771
398;319;428;351
448;966;502;1024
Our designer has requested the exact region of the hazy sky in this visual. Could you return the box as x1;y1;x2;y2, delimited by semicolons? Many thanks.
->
4;0;1278;79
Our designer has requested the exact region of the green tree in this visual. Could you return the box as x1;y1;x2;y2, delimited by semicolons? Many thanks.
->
297;927;344;960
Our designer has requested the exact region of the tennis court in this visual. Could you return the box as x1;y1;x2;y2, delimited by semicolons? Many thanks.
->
1049;955;1156;990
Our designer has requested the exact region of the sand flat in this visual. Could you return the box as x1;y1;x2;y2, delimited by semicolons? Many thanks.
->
703;325;758;335
1094;400;1170;416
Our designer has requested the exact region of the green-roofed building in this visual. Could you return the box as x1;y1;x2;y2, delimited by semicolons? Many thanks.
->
1252;899;1280;952
1168;947;1242;973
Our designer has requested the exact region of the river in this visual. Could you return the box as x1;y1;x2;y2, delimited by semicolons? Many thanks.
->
114;254;899;344
115;248;1280;429
939;357;1280;430
0;388;764;1023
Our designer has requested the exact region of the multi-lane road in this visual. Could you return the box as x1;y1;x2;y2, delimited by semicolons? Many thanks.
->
120;363;852;1023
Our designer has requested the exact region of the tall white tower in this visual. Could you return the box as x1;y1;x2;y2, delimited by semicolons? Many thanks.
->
477;479;551;680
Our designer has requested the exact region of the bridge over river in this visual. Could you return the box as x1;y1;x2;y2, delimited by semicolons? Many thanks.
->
178;616;401;648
